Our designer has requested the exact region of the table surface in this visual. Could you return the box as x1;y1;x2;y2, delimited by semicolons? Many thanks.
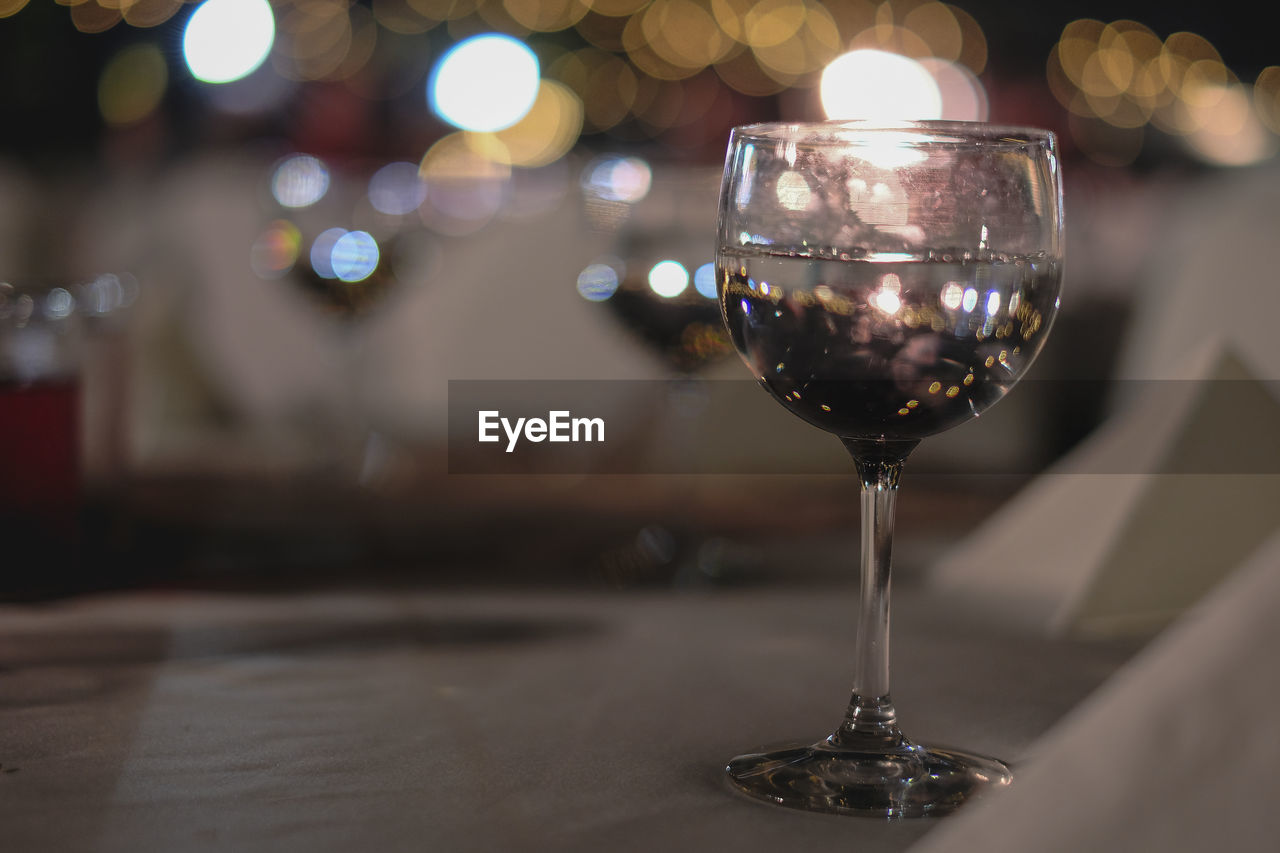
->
0;583;1136;853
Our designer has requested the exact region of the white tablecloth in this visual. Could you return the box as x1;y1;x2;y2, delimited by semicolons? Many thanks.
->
1;585;1134;852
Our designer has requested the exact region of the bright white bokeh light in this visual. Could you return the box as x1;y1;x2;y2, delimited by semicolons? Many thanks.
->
429;34;540;132
961;287;978;312
820;50;942;121
368;162;427;215
873;288;901;315
648;260;689;298
310;228;348;279
576;263;620;302
183;0;275;85
272;155;330;208
873;272;902;314
693;263;717;299
331;231;380;283
985;290;1001;316
940;281;964;310
44;288;75;320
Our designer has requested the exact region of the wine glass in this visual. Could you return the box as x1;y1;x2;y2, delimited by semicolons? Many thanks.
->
716;121;1063;816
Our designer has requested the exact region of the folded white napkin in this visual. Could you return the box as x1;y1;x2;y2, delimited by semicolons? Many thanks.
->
929;342;1280;637
911;528;1280;853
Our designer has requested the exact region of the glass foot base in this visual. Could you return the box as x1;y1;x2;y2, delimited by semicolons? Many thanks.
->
725;740;1011;818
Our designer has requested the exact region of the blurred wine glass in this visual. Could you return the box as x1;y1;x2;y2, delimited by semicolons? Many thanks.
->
255;153;424;482
578;157;732;376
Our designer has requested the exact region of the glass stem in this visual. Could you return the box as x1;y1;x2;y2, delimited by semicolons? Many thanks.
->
830;437;919;752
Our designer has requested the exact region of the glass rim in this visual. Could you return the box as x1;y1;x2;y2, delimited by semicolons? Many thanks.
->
729;120;1056;149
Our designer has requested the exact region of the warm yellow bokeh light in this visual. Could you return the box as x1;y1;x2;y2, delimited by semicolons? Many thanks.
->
643;0;733;69
481;79;584;168
71;2;121;32
946;3;986;74
743;0;806;48
421;132;512;182
1182;83;1277;166
1046;15;1269;156
371;0;437;34
409;0;480;20
0;0;30;17
418;132;512;233
714;48;792;96
551;48;639;132
902;2;962;62
99;43;168;126
588;0;650;15
503;0;590;32
272;0;356;82
623;11;702;79
1255;67;1280;134
122;0;186;28
752;0;840;80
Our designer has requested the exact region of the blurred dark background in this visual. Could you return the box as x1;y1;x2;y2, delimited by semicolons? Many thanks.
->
2;0;1277;598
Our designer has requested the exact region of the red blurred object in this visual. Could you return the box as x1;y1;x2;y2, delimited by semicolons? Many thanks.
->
0;378;81;524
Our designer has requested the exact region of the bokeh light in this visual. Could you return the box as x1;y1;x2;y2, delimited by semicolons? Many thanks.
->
43;288;75;321
418;133;512;235
919;57;987;121
693;263;717;299
98;44;168;126
1047;18;1276;166
503;0;592;33
940;281;963;310
0;0;29;20
580;155;652;203
310;228;348;279
1181;82;1278;166
330;231;380;283
1256;67;1280;134
429;33;540;132
648;260;689;298
123;0;187;29
820;50;942;120
183;0;276;84
576;262;621;302
250;220;302;279
271;155;330;209
76;274;139;316
482;79;584;168
271;0;360;82
551;48;640;133
368;162;428;216
775;170;812;210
